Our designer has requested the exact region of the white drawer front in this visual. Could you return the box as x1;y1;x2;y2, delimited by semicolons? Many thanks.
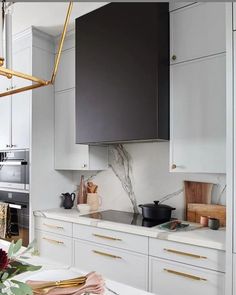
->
74;239;148;290
149;257;225;295
73;224;148;254
149;239;225;272
35;230;73;265
35;217;72;237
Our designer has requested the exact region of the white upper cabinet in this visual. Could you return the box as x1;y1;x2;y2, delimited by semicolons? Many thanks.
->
55;48;75;92
55;88;108;170
170;2;226;173
170;3;226;64
0;97;11;150
170;54;226;173
0;67;11;150
54;35;108;171
55;88;89;170
233;3;236;31
11;47;31;150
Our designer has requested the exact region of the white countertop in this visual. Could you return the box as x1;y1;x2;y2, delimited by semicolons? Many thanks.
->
0;240;155;295
34;208;226;251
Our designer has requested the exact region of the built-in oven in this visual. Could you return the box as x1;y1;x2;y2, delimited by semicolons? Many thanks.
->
0;190;29;246
0;150;29;191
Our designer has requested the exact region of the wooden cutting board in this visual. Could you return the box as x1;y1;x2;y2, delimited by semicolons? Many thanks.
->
187;203;226;227
184;180;213;209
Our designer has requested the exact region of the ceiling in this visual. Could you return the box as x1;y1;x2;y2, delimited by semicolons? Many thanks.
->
12;2;108;36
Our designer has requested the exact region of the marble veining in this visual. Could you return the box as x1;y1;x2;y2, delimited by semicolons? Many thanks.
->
108;144;139;213
72;142;226;219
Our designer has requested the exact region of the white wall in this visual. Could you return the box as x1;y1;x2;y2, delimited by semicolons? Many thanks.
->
72;142;226;220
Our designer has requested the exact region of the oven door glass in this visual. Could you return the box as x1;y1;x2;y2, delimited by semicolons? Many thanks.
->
0;151;29;190
4;205;29;247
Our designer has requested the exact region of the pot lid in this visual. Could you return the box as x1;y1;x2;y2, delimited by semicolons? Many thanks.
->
139;201;175;210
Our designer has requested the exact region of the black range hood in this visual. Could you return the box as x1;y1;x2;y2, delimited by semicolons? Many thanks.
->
75;3;169;144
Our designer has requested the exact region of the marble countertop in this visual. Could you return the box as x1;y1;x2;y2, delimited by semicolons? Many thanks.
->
0;240;155;295
34;208;226;251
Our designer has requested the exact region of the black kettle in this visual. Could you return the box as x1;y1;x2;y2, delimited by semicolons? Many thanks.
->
61;192;75;209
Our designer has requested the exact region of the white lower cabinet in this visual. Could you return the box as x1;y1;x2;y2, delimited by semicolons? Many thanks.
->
74;239;148;290
149;238;225;272
149;257;225;295
73;223;148;254
35;230;73;265
35;217;225;293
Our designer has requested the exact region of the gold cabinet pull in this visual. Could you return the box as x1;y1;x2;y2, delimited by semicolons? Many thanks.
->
93;234;122;241
164;268;207;281
164;248;207;259
43;223;64;230
92;250;122;259
43;237;64;245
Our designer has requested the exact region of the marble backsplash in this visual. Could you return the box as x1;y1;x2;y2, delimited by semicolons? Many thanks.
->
72;142;226;220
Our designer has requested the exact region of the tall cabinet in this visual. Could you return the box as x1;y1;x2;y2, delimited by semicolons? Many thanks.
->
0;34;31;150
170;3;226;173
226;4;236;295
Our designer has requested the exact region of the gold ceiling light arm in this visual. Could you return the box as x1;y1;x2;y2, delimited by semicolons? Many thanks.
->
0;1;73;98
51;1;73;84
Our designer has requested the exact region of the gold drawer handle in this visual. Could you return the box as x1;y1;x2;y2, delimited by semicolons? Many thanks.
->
43;223;64;230
164;248;207;259
93;234;122;241
164;268;207;281
43;237;64;245
92;250;122;259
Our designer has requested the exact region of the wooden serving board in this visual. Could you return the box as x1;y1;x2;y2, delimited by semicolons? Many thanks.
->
187;203;226;227
184;180;214;205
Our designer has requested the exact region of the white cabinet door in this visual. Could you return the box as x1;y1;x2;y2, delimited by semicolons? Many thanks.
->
0;72;11;149
0;96;11;150
170;54;226;173
149;257;225;295
11;48;31;149
74;239;148;290
55;89;108;170
233;3;236;31
55;48;75;92
170;3;226;64
35;230;73;265
55;88;89;170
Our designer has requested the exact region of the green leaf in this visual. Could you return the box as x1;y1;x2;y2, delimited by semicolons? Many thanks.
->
11;280;33;295
1;272;9;281
25;265;41;272
13;240;22;254
10;287;24;295
8;241;15;258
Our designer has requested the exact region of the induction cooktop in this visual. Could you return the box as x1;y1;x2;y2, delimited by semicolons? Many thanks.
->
82;210;163;227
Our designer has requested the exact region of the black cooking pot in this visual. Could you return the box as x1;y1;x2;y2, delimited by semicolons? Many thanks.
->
139;201;176;222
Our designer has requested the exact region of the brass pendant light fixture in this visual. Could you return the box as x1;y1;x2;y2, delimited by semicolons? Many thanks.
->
0;1;73;98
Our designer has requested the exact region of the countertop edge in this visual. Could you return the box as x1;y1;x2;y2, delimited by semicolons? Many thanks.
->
34;209;226;251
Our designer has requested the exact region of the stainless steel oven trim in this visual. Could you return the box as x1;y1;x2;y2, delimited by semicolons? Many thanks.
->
0;161;27;166
0;182;25;190
9;204;23;210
